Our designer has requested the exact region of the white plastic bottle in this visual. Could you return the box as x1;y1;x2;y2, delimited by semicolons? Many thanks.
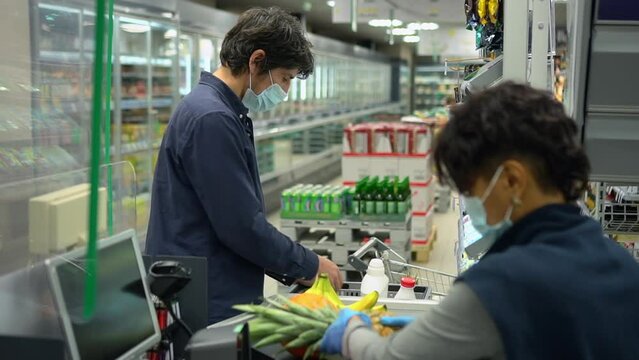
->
394;277;417;300
360;258;389;298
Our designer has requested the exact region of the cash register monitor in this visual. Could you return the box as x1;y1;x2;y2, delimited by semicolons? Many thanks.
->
46;230;161;360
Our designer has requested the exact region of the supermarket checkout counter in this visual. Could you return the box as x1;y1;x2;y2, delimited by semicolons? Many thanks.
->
185;285;439;359
186;239;445;359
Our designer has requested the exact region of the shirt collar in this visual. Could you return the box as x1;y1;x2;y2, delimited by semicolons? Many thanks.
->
199;71;249;117
486;203;582;256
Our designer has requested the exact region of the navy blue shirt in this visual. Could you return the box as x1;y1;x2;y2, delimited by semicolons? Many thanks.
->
459;204;639;360
146;72;319;324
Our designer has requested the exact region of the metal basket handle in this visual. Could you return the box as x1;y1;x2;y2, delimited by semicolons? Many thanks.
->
348;237;408;283
348;237;390;272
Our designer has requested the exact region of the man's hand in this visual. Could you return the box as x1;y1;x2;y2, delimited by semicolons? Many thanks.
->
297;256;343;290
317;255;343;291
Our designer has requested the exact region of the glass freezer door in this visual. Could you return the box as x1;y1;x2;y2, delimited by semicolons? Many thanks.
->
198;37;216;75
179;33;196;97
149;21;177;148
25;3;90;182
117;16;153;233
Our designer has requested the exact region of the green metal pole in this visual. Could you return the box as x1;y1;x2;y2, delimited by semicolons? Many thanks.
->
84;0;107;319
104;0;115;236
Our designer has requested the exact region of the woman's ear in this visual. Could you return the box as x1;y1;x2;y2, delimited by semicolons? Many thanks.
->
502;159;527;202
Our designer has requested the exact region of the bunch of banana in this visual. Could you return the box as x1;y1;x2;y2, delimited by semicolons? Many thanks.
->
305;273;380;311
368;306;396;337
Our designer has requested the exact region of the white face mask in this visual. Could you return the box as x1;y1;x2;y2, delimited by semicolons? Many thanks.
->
462;165;515;257
241;70;287;112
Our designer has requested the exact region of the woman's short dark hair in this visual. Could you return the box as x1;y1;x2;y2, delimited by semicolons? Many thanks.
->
433;81;590;202
219;7;314;79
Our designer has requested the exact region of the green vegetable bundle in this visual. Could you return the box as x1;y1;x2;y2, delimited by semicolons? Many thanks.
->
233;295;338;360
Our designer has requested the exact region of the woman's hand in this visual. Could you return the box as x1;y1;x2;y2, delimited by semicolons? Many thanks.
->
320;308;372;354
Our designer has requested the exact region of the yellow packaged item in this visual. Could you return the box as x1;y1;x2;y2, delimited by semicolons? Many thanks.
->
489;0;499;24
477;0;488;25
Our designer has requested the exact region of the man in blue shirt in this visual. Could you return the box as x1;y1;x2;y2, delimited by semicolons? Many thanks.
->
146;7;342;324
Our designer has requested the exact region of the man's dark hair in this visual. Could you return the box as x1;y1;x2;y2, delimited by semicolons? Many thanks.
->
219;7;314;79
433;81;590;202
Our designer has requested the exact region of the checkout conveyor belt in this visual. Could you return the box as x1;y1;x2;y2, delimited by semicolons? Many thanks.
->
185;289;439;359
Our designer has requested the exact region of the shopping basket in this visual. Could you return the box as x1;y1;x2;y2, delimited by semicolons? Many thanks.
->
348;237;457;300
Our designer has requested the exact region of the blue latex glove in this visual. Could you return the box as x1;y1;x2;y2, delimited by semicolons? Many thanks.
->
320;308;372;354
379;315;416;328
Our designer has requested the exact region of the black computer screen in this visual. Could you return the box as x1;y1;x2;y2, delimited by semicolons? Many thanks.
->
54;237;157;360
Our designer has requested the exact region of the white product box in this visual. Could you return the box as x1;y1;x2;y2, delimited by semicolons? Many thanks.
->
411;177;434;213
369;156;399;178
414;128;432;154
399;154;432;183
342;154;370;184
411;205;434;245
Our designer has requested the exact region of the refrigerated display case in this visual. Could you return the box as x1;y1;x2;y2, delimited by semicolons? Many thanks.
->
13;0;398;237
413;65;456;112
178;32;195;98
0;0;145;275
391;60;411;113
112;14;180;234
20;2;93;184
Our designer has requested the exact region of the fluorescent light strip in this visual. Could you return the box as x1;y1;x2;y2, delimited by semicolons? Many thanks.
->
390;28;416;36
403;35;421;43
368;19;403;27
407;22;439;31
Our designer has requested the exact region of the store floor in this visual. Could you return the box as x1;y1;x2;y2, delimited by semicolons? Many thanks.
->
263;179;459;296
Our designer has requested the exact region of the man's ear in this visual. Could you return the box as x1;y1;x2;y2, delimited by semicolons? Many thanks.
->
248;49;266;74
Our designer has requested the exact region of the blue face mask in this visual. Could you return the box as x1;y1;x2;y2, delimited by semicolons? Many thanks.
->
242;70;287;113
462;165;514;256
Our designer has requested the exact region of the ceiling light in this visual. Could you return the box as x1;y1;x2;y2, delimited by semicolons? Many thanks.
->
327;0;335;7
368;19;403;27
390;28;416;36
120;23;150;33
161;12;173;18
407;22;439;31
403;35;421;43
164;29;177;38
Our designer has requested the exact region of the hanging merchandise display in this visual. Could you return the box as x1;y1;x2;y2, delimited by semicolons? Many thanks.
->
465;0;503;51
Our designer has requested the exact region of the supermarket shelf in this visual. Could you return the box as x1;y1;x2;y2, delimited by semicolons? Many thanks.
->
260;146;341;184
122;72;173;78
121;99;148;110
152;97;174;108
38;50;83;63
609;186;639;203
120;55;173;67
254;103;401;142
120;97;173;110
119;141;160;155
